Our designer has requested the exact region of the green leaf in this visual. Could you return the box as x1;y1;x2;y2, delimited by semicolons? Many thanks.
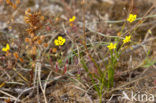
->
143;59;156;68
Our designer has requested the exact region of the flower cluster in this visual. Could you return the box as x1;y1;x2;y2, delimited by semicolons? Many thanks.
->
6;0;20;9
107;35;131;50
127;14;137;23
13;52;24;62
24;9;46;55
24;8;44;35
54;36;66;46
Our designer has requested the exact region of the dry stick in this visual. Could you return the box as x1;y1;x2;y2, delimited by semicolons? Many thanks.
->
86;27;124;39
37;61;48;103
118;59;144;77
0;90;20;102
12;68;29;84
43;71;52;92
35;50;48;103
36;66;40;103
71;85;93;103
14;87;34;103
19;68;80;100
20;71;77;101
129;0;134;13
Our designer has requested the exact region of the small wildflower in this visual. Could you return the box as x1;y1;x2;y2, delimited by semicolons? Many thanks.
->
33;36;39;41
2;44;10;52
6;0;20;9
29;46;37;55
52;48;57;53
69;16;76;22
25;38;31;43
30;33;35;38
13;52;19;59
43;43;48;48
107;43;117;50
123;35;131;44
127;14;137;23
54;36;66;46
37;39;42;45
19;58;24;62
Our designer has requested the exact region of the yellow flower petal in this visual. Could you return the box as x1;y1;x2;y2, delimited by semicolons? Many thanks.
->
59;39;66;45
72;16;76;21
54;40;59;46
62;38;66;43
6;44;10;50
2;44;10;52
69;16;76;22
59;42;64;45
2;48;7;52
58;36;63;40
69;18;72;22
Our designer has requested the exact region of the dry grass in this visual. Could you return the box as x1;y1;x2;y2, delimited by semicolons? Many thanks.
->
0;0;156;103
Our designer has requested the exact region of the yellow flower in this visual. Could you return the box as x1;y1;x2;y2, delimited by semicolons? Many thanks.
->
54;36;66;46
107;43;117;50
69;16;76;22
123;35;131;44
2;44;10;52
127;14;137;23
